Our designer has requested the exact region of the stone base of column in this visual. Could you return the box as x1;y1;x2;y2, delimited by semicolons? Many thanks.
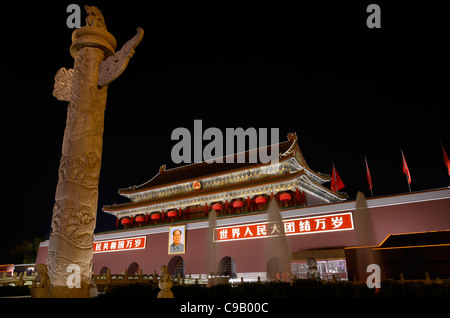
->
49;282;91;298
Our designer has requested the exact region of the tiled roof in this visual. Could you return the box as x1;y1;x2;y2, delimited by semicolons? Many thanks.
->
119;134;304;194
376;230;450;248
103;170;305;212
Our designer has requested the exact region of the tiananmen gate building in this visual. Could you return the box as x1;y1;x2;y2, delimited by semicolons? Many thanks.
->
36;133;450;282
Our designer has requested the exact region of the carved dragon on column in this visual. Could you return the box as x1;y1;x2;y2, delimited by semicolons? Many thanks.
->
45;6;143;298
53;6;144;100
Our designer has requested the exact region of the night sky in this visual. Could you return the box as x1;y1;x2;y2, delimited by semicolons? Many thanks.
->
1;1;448;262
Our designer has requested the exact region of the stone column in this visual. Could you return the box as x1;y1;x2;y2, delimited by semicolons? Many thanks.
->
46;6;143;298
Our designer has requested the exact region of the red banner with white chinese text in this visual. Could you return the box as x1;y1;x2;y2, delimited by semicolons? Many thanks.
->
93;236;146;253
214;212;353;242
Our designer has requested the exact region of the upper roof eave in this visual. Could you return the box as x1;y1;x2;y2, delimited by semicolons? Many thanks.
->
118;138;297;195
104;169;306;213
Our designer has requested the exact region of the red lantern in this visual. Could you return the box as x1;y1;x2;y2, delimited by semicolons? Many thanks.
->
212;203;222;211
280;192;292;207
121;217;130;225
280;192;292;201
232;200;244;208
255;196;267;205
150;213;161;220
135;215;145;223
167;210;177;218
255;195;267;210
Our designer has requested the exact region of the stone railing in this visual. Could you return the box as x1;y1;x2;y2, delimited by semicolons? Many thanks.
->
0;272;37;287
92;269;210;292
0;269;210;289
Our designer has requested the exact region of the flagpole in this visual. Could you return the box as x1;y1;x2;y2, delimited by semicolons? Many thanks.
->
406;173;411;193
332;161;337;193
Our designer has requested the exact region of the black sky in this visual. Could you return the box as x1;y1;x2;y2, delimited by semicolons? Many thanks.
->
1;1;448;262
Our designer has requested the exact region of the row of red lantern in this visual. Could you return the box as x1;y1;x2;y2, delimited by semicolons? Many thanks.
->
212;192;292;211
121;215;146;223
120;210;177;226
120;192;294;225
120;214;153;226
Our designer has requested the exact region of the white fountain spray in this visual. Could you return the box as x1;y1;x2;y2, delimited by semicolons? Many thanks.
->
207;210;229;286
352;191;381;281
265;200;292;282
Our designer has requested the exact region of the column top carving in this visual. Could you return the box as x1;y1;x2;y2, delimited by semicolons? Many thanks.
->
69;6;117;58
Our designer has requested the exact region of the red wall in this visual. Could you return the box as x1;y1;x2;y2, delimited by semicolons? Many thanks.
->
36;190;450;275
369;199;450;243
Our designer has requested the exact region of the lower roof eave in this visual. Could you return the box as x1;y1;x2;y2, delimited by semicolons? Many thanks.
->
104;174;346;219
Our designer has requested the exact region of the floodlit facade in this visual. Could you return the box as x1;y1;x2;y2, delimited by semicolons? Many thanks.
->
36;134;450;282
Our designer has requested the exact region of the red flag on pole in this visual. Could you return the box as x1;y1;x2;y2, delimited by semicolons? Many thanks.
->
442;142;450;177
331;163;345;192
364;155;373;196
401;149;412;192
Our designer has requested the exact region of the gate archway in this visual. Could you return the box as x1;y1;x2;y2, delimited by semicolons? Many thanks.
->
128;262;140;275
218;256;236;278
168;256;185;277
